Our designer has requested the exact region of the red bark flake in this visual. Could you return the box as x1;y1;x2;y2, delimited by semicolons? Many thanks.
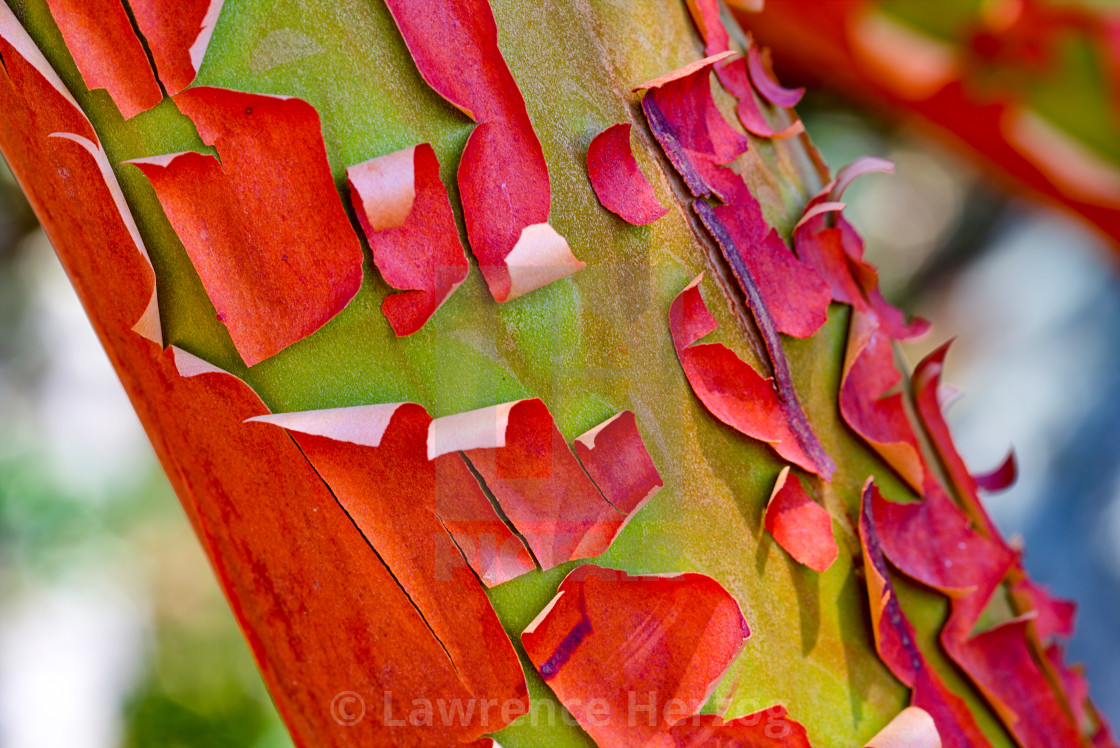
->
764;466;838;573
129;0;224;96
347;143;470;336
669;707;814;747
383;0;581;302
42;0;163;118
865;706;940;748
670;274;827;476
858;482;995;748
840;312;926;491
521;564;752;748
911;342;1004;540
746;42;805;107
586;123;668;226
685;0;729;57
734;74;807;139
428;400;654;570
248;403;529;714
635;51;751;200
572;410;663;516
250;405;535;588
681;2;806;141
795;164;930;343
0;16;506;741
972;450;1017;493
1011;577;1076;642
130;88;364;366
696;179;832;339
870;484;1084;748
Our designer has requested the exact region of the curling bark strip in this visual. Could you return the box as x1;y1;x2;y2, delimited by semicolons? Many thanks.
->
129;0;224;95
521;564;755;747
840;312;926;492
427;399;659;571
131;88;365;367
347;143;471;336
859;483;995;748
669;274;827;476
382;0;582;302
41;0;162;118
586;123;669;226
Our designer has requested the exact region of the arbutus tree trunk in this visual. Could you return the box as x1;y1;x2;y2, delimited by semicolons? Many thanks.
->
0;0;1112;747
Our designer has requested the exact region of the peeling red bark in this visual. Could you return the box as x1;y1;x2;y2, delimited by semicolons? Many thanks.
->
428;400;651;570
0;14;506;742
586;123;668;226
348;143;470;336
129;0;224;95
42;0;163;118
132;88;364;366
383;0;581;301
764;466;837;572
670;274;829;475
522;564;752;747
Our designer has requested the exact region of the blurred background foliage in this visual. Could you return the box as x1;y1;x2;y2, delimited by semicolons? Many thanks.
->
2;67;1120;748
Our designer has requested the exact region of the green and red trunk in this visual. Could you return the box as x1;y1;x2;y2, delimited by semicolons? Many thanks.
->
0;0;1110;746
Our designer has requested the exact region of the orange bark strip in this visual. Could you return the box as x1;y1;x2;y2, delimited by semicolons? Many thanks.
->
42;0;163;118
764;466;838;573
521;564;751;747
586;123;668;226
573;410;663;516
161;356;495;745
131;88;364;366
249;404;529;717
0;15;498;743
129;0;224;95
347;144;470;336
858;483;994;748
428;400;632;571
0;9;159;343
670;274;828;476
684;0;730;57
840;313;926;491
383;0;580;302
